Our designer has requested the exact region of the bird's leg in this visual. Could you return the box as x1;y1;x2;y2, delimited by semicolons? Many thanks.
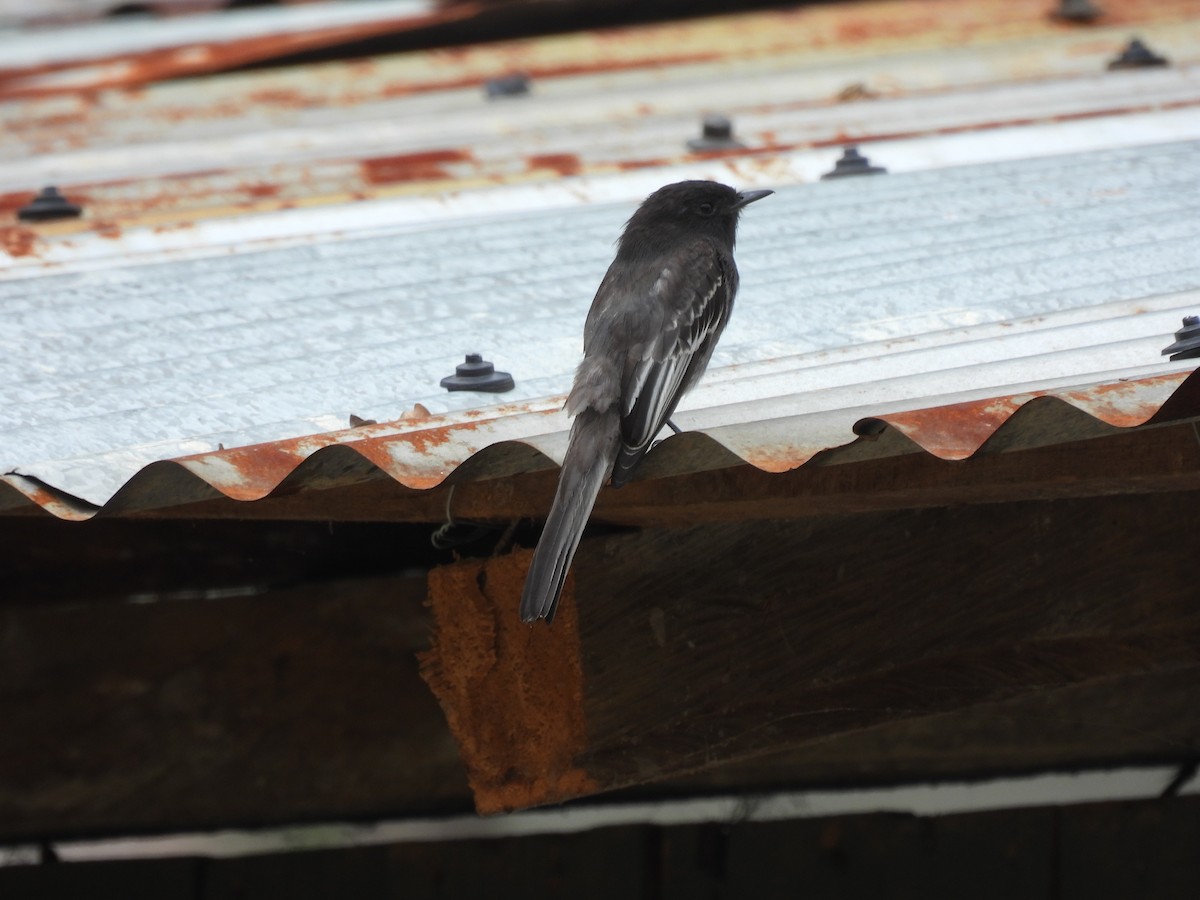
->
651;418;684;451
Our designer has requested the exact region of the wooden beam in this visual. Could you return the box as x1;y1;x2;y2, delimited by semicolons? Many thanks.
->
420;491;1200;813
0;573;469;843
3;493;1199;839
661;666;1200;793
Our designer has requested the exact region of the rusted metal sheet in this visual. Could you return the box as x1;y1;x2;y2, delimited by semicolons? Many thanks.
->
6;101;1200;277
5;67;1200;238
0;1;476;98
5;0;1199;100
2;0;1199;239
858;371;1199;462
2;1;268;29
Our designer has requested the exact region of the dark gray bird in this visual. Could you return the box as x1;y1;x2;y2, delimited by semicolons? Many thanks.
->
520;180;772;623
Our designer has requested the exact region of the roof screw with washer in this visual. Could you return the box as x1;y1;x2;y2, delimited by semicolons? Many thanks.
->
821;147;887;179
440;354;515;393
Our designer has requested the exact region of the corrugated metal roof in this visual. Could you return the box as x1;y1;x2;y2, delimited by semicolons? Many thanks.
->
3;141;1199;519
7;0;1199;97
0;0;465;93
5;0;1200;520
3;0;1199;239
2;1;433;36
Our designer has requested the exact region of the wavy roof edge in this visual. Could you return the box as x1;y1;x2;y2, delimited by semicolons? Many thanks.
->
4;368;1197;522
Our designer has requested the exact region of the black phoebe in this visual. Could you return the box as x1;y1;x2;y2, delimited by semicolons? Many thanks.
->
520;180;772;623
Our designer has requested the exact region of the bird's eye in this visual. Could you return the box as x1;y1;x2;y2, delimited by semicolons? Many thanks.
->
697;202;715;216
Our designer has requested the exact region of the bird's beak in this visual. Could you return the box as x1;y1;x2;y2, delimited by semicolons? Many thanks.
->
733;188;773;209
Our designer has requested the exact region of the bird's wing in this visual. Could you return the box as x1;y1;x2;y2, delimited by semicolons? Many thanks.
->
619;240;730;455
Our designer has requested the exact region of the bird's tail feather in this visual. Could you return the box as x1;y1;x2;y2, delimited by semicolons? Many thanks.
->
520;411;618;623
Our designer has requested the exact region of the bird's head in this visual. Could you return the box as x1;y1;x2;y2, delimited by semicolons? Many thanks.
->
621;180;772;253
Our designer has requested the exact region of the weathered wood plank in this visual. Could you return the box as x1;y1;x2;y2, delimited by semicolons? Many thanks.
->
422;491;1200;812
4;492;1199;838
1;518;444;607
664;666;1200;792
0;573;468;842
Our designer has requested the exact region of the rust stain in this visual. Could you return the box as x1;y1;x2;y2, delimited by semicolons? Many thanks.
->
0;4;486;101
361;149;475;185
5;110;91;132
388;420;467;454
1061;373;1192;429
868;371;1200;461
377;75;482;100
242;182;282;199
92;220;122;240
179;441;309;501
878;396;1024;460
827;6;947;46
151;221;196;234
737;444;822;474
0;191;34;216
0;40;717;105
1;189;92;218
524;52;720;81
0;225;39;258
0;469;99;520
526;153;583;177
173;406;497;500
244;87;318;109
687;146;754;162
419;553;598;814
834;21;873;43
1;0;1195;103
614;157;668;171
